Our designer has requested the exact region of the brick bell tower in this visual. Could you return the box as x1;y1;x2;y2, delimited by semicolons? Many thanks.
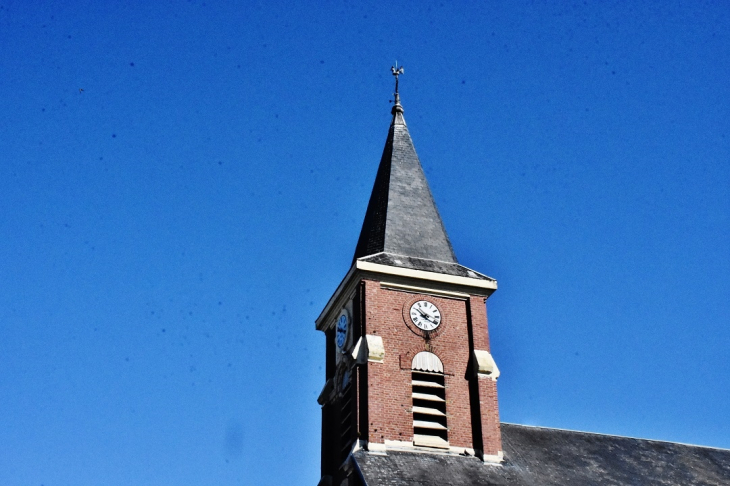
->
316;67;502;486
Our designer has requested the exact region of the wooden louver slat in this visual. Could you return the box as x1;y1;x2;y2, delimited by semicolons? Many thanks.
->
411;365;448;448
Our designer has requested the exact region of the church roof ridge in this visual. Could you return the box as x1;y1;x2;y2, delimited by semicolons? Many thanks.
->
500;422;730;452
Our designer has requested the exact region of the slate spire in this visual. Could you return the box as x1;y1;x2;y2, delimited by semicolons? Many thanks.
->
353;67;457;265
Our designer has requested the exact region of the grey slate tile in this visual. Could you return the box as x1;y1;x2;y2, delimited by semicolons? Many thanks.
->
359;252;495;281
353;424;730;486
353;109;457;265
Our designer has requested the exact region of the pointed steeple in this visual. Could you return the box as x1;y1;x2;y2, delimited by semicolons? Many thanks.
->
353;67;458;266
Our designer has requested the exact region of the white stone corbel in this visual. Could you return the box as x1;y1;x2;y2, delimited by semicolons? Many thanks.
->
352;335;385;364
365;334;384;363
352;337;367;364
473;350;500;379
317;378;334;405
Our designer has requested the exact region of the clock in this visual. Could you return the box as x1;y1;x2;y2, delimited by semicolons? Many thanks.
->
335;310;350;349
409;300;441;331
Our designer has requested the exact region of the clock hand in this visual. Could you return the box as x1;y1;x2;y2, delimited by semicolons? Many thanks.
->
417;308;436;323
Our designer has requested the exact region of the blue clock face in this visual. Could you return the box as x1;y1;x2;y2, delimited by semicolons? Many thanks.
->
336;313;349;348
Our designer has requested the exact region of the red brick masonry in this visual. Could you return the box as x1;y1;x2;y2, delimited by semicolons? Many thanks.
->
362;280;501;457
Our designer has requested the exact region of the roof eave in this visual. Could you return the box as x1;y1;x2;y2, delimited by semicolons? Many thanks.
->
315;259;498;332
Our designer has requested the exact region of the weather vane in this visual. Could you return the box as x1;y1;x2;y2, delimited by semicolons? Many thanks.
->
391;62;404;97
391;62;405;113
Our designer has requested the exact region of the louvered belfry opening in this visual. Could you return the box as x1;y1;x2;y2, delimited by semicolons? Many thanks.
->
411;352;449;449
339;369;355;463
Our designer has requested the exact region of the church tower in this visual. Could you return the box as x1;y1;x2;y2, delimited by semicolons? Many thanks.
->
316;68;502;486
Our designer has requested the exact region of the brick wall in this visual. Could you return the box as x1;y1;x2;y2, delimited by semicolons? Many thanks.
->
360;279;501;454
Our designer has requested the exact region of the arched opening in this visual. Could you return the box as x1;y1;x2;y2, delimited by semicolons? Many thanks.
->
411;352;448;449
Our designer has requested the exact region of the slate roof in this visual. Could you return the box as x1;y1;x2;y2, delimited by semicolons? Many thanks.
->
359;252;495;282
352;423;730;486
353;102;457;265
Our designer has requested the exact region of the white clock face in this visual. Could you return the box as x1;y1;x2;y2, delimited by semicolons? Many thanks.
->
410;300;441;331
335;312;349;349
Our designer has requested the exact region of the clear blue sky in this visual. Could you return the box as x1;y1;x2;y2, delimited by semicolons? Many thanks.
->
1;1;728;485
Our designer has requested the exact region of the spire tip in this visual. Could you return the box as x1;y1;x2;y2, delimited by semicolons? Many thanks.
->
391;63;404;114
